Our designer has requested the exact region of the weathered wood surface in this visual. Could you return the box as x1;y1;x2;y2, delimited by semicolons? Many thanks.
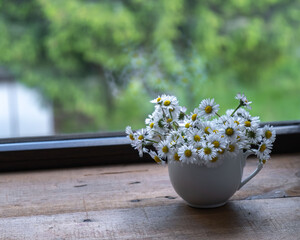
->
0;153;299;239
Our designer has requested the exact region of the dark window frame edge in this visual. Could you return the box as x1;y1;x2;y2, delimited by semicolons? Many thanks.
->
0;121;299;172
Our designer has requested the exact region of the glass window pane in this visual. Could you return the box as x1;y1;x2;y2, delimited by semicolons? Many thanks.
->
0;0;299;138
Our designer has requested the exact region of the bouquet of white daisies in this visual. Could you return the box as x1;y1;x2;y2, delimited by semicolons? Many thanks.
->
126;93;276;168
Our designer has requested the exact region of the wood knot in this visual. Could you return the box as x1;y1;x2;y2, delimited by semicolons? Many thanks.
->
129;181;141;185
74;184;87;188
165;196;176;199
83;219;92;222
130;199;141;202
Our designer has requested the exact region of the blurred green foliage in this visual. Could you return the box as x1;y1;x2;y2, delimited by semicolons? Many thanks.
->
0;0;299;133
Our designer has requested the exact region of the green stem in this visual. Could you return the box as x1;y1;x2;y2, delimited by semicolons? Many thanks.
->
231;104;242;117
172;121;179;131
161;108;167;118
169;109;173;119
145;138;159;144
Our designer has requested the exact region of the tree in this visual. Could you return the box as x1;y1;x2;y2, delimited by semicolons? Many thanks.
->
0;0;299;133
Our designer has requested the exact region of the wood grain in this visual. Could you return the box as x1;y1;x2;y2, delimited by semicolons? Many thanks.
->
0;198;299;240
0;153;299;239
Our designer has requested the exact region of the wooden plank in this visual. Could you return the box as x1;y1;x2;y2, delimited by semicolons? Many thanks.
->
0;153;299;219
0;198;299;240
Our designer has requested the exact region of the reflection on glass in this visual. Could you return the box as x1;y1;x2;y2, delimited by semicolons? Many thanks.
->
0;78;54;138
0;0;299;137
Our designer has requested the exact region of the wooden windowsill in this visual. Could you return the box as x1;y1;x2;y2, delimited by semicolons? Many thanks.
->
0;153;299;239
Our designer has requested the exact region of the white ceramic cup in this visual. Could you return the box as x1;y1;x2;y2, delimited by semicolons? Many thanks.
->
168;151;263;208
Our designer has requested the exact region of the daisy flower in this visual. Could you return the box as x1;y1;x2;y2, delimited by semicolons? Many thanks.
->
148;150;165;165
242;116;260;131
246;128;262;145
170;149;181;162
183;119;193;129
161;95;179;111
206;132;226;150
166;130;185;148
145;114;162;135
186;129;204;148
231;116;244;129
198;98;220;120
150;95;164;104
198;142;217;162
190;108;199;122
166;104;185;121
227;141;240;157
125;126;135;141
218;114;230;125
160;116;176;129
219;119;240;141
254;140;273;160
261;125;276;142
156;140;172;160
178;144;197;164
235;93;252;109
130;128;148;157
132;141;144;157
135;128;147;142
200;121;214;135
205;155;224;168
236;131;251;150
127;93;276;168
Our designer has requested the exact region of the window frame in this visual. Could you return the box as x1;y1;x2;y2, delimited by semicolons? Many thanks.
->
0;120;299;172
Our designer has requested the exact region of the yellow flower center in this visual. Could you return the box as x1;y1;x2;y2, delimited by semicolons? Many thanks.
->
162;146;169;153
138;135;144;140
245;121;251;127
191;113;197;121
212;141;220;148
218;148;225;154
213;129;219;133
129;134;135;140
265;130;272;139
260;144;266;152
149;122;154;128
184;149;192;157
185;123;190;128
154;156;161;163
204;126;211;134
156;97;161;102
205;105;212;113
229;144;235;152
197;147;202;151
174;153;180;161
167;118;172;123
262;159;267;164
194;135;201;142
204;147;211;155
211;157;218;162
164;100;171;106
234;120;240;125
225;128;234;136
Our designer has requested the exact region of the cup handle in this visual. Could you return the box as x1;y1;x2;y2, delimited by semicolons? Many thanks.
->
238;162;264;190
